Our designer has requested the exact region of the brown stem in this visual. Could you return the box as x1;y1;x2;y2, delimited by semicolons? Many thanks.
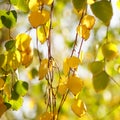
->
48;2;54;60
105;26;109;43
78;38;84;58
57;89;69;120
71;11;85;57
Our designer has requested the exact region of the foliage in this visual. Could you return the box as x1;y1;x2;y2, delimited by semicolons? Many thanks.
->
0;0;120;120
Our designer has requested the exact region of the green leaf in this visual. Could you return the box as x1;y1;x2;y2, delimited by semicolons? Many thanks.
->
1;10;17;28
93;71;110;92
65;40;74;48
72;0;87;12
4;103;11;109
5;40;16;51
89;61;105;75
14;80;28;96
11;90;20;100
10;0;29;12
29;68;38;79
0;10;7;28
9;97;23;110
91;0;113;26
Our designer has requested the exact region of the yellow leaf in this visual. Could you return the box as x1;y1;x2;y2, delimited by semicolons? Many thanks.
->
71;99;87;117
7;50;21;70
67;75;84;95
4;83;11;99
0;103;7;117
0;78;4;90
77;25;90;40
63;58;69;76
28;0;39;11
68;56;81;68
39;59;48;80
37;27;47;44
28;10;50;28
59;75;68;83
37;20;50;44
58;83;67;95
81;15;95;29
16;33;31;52
102;42;118;61
21;47;33;67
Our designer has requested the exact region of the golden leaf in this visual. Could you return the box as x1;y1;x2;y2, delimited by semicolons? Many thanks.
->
21;47;33;67
39;59;48;80
68;56;81;68
71;99;87;117
58;83;68;95
28;0;39;11
63;58;69;76
37;20;50;44
77;25;90;40
37;27;47;44
81;15;95;29
67;75;84;95
28;10;50;28
4;83;11;99
16;33;31;52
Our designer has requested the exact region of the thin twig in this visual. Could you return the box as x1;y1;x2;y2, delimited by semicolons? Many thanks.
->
78;38;84;58
110;76;120;88
57;10;86;120
105;27;109;43
47;2;54;60
57;89;69;119
99;103;120;120
71;11;85;57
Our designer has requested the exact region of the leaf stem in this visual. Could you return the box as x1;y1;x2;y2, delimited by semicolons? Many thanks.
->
105;26;109;43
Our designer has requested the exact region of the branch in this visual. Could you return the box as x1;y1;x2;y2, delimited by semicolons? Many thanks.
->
47;2;54;60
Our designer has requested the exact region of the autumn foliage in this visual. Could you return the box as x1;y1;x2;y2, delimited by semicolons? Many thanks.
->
0;0;120;120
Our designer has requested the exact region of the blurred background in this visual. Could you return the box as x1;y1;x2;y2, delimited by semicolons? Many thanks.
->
0;0;120;120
